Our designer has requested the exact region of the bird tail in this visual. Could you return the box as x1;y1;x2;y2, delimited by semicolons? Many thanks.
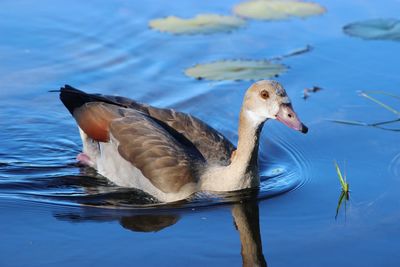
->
59;85;124;115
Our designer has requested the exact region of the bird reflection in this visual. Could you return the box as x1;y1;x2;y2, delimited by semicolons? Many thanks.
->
233;200;267;267
120;214;179;232
54;209;180;232
54;196;266;266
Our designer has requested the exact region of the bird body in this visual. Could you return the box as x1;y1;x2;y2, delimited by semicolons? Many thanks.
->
60;80;307;202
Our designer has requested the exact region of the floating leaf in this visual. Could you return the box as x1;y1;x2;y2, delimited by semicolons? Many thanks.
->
343;19;400;41
233;0;326;20
185;60;287;81
149;14;246;35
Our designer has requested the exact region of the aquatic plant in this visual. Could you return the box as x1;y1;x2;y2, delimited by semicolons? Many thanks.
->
185;60;287;81
334;162;349;193
331;91;400;131
334;162;349;219
343;18;400;41
149;14;246;35
233;0;326;20
359;91;400;116
335;190;349;219
185;45;312;81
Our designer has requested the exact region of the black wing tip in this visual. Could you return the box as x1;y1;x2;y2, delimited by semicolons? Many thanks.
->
58;84;127;115
59;84;89;115
60;84;84;93
49;85;78;93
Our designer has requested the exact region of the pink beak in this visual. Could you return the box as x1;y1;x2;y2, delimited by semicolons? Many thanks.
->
276;104;308;134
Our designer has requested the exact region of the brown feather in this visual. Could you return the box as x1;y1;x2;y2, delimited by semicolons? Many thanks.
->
94;94;235;164
73;103;121;142
65;89;235;192
110;114;205;193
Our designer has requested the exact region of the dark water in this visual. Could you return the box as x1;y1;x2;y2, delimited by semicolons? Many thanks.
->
1;0;400;266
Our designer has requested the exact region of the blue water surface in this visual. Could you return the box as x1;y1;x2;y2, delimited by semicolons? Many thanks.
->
1;0;400;266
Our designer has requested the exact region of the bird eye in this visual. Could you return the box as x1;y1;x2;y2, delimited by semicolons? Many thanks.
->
260;90;269;99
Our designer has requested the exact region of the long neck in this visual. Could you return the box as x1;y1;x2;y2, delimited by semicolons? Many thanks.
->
199;108;265;191
231;108;265;176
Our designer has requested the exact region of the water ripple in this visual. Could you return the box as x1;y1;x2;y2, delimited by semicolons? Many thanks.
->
389;152;400;180
0;130;309;210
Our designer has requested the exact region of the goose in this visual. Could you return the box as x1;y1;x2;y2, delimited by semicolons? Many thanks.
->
60;80;307;202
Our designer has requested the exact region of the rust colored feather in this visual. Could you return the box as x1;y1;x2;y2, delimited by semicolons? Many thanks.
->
73;103;121;142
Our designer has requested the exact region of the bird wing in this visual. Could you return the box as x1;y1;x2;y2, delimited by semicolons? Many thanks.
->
93;94;236;165
60;84;235;165
74;102;204;193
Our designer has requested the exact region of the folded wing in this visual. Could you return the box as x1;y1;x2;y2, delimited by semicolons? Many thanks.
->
92;93;235;165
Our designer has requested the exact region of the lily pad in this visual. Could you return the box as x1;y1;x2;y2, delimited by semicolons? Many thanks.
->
185;60;287;81
343;19;400;41
149;14;246;35
233;0;325;20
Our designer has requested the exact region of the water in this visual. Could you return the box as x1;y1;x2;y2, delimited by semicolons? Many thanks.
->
1;0;400;266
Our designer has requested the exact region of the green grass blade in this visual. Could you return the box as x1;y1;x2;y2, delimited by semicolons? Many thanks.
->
359;92;400;115
335;162;346;190
335;191;346;219
362;90;400;100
